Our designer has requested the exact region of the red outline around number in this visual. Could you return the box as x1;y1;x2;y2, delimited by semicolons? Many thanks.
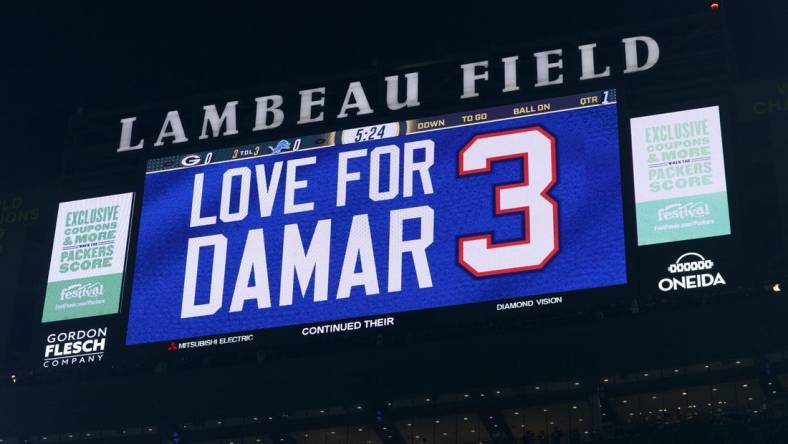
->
457;126;559;277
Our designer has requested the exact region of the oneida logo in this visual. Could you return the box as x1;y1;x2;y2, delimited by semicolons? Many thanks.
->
658;252;726;292
60;282;104;301
657;202;710;222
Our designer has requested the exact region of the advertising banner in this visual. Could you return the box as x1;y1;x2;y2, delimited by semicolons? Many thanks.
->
630;106;731;245
126;91;627;345
43;193;134;322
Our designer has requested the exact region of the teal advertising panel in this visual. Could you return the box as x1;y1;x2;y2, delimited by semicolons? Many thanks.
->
630;106;731;245
43;193;134;322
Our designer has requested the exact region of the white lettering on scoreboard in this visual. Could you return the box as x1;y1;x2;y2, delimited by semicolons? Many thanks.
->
181;140;437;319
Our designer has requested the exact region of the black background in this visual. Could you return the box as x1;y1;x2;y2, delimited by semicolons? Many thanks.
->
1;0;788;437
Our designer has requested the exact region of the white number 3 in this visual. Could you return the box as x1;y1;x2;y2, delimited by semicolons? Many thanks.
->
458;127;559;277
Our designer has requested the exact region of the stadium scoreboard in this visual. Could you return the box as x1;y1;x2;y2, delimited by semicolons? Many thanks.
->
23;14;741;371
36;85;736;366
126;90;626;344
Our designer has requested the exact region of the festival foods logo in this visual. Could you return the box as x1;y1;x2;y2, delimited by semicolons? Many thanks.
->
658;252;726;292
60;282;104;299
630;106;731;245
42;193;134;322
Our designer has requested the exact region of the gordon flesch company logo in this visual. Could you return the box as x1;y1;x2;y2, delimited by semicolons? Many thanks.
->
658;252;726;292
43;327;108;368
59;282;104;301
657;202;710;222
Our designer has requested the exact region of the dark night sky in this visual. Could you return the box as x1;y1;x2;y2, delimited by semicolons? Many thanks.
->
2;2;743;186
0;1;785;189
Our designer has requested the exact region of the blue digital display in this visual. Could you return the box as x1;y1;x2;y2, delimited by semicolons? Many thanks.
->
126;93;626;345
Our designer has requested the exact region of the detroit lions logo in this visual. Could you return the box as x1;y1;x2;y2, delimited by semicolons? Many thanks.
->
268;140;291;154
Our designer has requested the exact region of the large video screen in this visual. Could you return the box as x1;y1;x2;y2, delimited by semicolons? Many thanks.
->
126;90;626;345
